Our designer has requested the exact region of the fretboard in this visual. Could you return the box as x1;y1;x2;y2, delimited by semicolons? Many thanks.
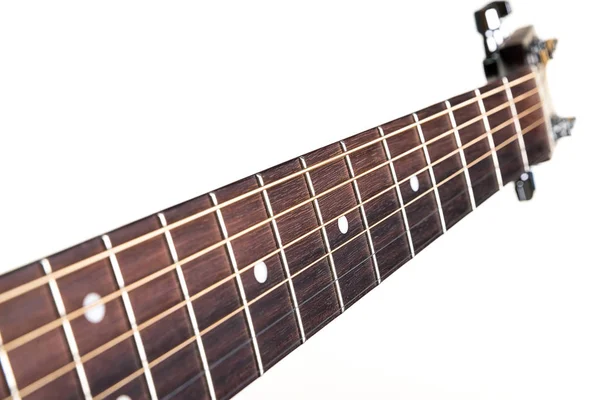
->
0;66;551;400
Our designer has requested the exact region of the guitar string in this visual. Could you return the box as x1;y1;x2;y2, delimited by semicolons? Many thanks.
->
2;98;543;358
167;229;409;400
1;94;541;356
3;106;546;400
161;166;510;400
94;127;541;400
10;116;546;400
0;72;538;306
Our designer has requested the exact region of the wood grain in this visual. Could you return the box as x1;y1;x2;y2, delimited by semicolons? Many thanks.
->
381;114;444;253
0;67;552;400
303;143;377;308
260;159;341;339
164;194;255;400
448;90;499;206
481;80;525;184
344;127;412;280
417;102;472;229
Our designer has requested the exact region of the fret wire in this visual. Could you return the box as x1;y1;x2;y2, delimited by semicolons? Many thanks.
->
413;113;447;233
378;127;415;258
101;235;159;400
2;100;544;364
0;73;539;308
445;100;477;211
168;172;529;400
105;206;407;400
21;113;545;400
208;193;265;376
157;213;217;400
0;333;19;400
12;115;546;399
40;259;93;400
503;77;531;172
2;99;544;369
255;174;307;343
170;164;521;400
299;157;345;312
340;141;382;284
97;332;199;400
124;119;550;391
475;88;504;189
193;118;548;370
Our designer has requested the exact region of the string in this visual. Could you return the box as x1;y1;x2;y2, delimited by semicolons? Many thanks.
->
163;195;470;400
10;115;546;400
14;116;546;399
100;205;452;399
99;144;534;400
5;93;541;356
0;72;538;307
7;112;550;400
2;97;544;355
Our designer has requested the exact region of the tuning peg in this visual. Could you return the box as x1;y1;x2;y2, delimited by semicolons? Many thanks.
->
529;38;558;65
474;1;512;55
515;171;535;201
552;115;576;141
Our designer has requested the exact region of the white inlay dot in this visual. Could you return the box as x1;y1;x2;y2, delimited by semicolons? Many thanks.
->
83;292;105;324
410;175;420;192
116;396;131;400
254;261;268;283
338;215;349;234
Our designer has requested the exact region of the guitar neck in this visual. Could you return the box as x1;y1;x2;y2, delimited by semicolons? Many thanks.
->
0;65;551;400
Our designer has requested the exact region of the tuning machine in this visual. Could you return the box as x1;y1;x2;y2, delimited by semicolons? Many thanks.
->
552;116;576;142
474;1;558;80
515;171;535;202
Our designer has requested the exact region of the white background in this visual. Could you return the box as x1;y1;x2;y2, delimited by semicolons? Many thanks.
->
0;1;598;399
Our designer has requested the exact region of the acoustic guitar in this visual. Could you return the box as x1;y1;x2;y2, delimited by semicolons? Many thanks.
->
0;2;575;399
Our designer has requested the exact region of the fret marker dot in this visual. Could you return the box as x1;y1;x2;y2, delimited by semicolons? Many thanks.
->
254;261;268;283
116;396;131;400
338;215;349;234
83;292;105;324
410;175;419;192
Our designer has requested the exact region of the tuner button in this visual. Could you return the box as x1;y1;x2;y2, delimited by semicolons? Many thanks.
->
474;1;512;56
515;171;535;202
475;1;512;35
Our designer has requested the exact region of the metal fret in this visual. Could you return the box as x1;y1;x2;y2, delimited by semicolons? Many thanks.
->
502;77;531;172
445;101;477;211
299;157;345;313
413;113;447;233
378;127;416;258
475;89;504;189
40;259;92;400
208;193;265;376
256;174;307;343
157;213;217;400
102;235;158;400
340;141;381;285
0;332;20;400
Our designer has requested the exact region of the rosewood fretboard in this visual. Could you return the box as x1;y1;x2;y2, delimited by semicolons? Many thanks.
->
0;66;551;400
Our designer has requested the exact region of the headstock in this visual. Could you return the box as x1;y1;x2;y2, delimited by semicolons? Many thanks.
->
474;1;575;200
